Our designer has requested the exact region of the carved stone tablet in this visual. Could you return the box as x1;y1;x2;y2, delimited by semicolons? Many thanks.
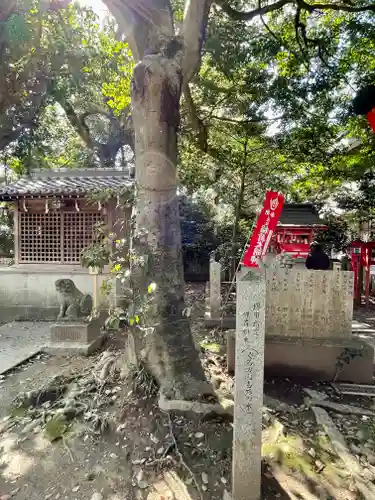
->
233;270;266;500
265;269;353;339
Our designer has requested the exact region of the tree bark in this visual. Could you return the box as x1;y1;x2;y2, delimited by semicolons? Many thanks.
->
130;53;209;400
230;172;245;280
103;0;212;400
230;143;247;280
57;97;134;167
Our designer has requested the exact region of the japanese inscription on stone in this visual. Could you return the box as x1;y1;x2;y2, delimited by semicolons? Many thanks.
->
265;269;353;339
233;271;266;500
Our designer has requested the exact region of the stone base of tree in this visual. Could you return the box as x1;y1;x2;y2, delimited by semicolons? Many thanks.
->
227;332;374;384
46;315;106;356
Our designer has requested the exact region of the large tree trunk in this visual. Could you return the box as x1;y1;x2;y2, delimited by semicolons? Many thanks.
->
230;170;245;280
102;0;212;400
230;143;248;280
130;53;209;400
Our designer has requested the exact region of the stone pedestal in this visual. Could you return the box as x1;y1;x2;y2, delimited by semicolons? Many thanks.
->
227;269;373;383
47;314;106;356
264;336;373;383
333;262;342;272
233;270;266;500
89;266;100;310
227;333;374;384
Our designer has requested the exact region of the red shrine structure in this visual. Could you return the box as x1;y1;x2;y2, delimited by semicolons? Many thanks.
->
349;240;375;306
270;203;328;258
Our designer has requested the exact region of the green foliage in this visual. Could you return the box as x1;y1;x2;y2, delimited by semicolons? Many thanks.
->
80;221;112;271
180;194;218;254
80;242;110;271
255;7;375;210
177;1;375;252
180;79;292;272
1;1;134;172
0;206;14;258
44;415;70;442
4;0;375;285
12;104;97;172
199;340;221;354
316;213;352;253
101;39;133;114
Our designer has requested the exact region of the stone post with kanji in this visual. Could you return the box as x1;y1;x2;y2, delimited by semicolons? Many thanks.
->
209;256;221;320
232;268;266;500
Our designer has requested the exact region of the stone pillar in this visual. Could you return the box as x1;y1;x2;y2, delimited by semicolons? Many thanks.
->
233;269;266;500
89;267;100;310
333;262;341;272
209;259;221;319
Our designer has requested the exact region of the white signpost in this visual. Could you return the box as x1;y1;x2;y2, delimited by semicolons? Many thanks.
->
233;269;266;500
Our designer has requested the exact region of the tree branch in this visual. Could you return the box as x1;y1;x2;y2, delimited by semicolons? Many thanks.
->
210;114;285;124
0;72;48;152
216;0;293;21
194;77;237;94
298;0;375;14
80;107;113;122
181;85;243;164
58;98;134;164
183;83;208;151
181;0;212;82
260;15;309;71
57;97;94;149
103;0;174;61
215;0;375;21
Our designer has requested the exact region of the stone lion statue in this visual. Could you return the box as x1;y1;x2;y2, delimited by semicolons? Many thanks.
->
55;279;93;320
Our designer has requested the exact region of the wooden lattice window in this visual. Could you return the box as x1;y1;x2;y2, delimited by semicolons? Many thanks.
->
19;210;104;264
63;212;103;264
20;212;61;263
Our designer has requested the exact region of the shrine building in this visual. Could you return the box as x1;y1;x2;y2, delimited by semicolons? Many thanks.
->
270;203;328;262
0;168;133;321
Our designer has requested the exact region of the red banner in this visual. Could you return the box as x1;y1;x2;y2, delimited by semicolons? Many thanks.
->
367;109;375;133
243;191;285;268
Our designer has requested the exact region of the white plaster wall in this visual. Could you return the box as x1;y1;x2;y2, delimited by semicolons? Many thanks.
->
0;264;113;321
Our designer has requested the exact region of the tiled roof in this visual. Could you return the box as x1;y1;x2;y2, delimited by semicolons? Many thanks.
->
278;203;325;226
0;171;134;200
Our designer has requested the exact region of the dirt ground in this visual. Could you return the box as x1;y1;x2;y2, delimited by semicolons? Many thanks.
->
1;283;375;500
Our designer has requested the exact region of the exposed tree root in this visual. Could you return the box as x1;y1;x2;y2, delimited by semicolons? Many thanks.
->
129;363;159;398
158;393;234;418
